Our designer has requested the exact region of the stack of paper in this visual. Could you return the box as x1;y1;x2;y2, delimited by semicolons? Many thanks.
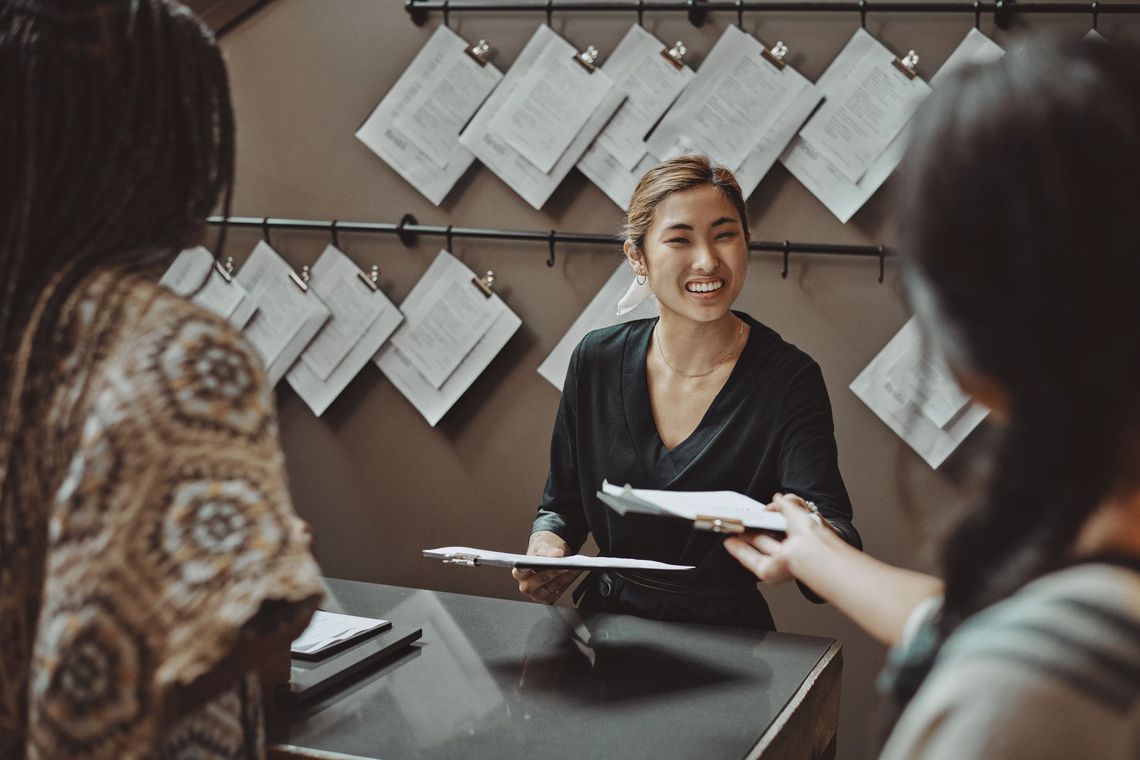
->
423;546;695;571
850;318;989;469
357;26;503;205
459;25;626;210
291;610;390;657
577;25;694;210
782;29;1004;223
645;25;822;198
597;481;789;533
237;241;332;387
160;246;258;328
286;245;404;416
375;250;521;426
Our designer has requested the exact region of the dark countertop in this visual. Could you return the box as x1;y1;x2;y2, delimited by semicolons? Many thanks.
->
271;578;836;759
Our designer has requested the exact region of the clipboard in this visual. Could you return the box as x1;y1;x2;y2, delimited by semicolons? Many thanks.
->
596;480;790;535
422;546;694;572
284;625;423;705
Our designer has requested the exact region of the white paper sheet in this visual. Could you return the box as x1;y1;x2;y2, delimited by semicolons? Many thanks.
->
593;25;694;171
600;481;788;532
850;318;989;469
646;26;809;174
388;258;506;389
488;41;615;173
798;45;931;184
160;246;258;328
236;241;332;387
423;546;694;571
538;263;659;390
577;142;658;211
291;610;389;656
394;42;503;167
356;26;500;205
459;25;625;210
781;29;1004;223
375;250;521;426
285;247;403;417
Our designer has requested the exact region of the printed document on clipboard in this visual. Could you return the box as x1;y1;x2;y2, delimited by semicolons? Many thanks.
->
597;480;789;534
423;546;694;572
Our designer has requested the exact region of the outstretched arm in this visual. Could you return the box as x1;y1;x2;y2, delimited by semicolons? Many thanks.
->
725;494;942;646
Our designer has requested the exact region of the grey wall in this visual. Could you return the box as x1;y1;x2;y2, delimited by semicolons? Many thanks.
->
215;3;1138;757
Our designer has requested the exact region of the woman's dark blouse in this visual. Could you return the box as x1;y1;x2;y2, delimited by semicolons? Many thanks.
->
532;312;860;596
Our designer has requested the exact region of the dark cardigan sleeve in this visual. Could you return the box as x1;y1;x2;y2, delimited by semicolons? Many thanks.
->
776;359;862;602
530;341;591;553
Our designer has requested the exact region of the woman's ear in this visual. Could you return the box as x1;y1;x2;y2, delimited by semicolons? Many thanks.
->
623;239;644;273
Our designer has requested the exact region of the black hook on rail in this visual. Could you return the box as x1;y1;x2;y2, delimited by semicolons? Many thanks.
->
877;245;886;284
736;0;745;27
397;213;419;247
859;0;867;28
687;0;707;27
974;0;982;28
442;0;450;27
547;230;557;267
994;0;1015;30
331;219;340;249
546;0;553;26
637;0;645;26
262;217;272;246
445;224;455;252
405;0;428;26
781;240;791;279
1092;0;1100;29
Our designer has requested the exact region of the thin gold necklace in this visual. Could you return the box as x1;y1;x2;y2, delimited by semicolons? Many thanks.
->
654;318;745;378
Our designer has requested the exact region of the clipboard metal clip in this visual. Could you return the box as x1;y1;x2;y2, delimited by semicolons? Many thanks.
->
288;268;310;292
357;264;380;292
466;39;492;67
762;41;790;70
443;553;479;567
660;41;687;70
472;270;495;298
693;515;746;534
573;45;599;73
892;50;920;80
214;256;234;283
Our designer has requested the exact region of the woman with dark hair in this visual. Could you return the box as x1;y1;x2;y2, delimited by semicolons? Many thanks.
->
0;2;323;757
727;36;1140;757
514;154;861;628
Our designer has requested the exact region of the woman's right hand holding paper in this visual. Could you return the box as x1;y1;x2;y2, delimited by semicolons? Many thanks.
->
513;530;581;604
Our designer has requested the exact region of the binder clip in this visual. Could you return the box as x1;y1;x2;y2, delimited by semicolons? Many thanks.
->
471;270;495;298
214;256;234;283
289;263;311;293
660;41;686;70
694;515;746;535
443;553;479;567
762;40;789;70
892;50;920;80
465;39;492;67
357;264;380;292
573;45;599;73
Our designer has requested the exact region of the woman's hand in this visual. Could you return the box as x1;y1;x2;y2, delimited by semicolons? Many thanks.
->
724;493;836;585
513;531;581;604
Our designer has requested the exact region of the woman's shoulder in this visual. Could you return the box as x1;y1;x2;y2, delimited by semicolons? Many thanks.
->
577;318;652;358
883;562;1140;759
86;275;274;441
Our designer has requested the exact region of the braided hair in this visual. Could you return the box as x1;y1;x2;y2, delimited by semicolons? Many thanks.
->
896;36;1140;659
0;0;234;748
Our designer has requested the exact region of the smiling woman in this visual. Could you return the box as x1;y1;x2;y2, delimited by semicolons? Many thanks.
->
512;155;862;628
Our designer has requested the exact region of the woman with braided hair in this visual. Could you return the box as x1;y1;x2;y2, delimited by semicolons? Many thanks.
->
0;1;323;757
727;36;1140;758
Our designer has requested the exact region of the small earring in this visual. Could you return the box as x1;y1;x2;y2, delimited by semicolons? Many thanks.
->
636;269;647;286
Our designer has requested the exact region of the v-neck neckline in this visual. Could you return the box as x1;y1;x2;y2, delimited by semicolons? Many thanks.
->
622;313;757;486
